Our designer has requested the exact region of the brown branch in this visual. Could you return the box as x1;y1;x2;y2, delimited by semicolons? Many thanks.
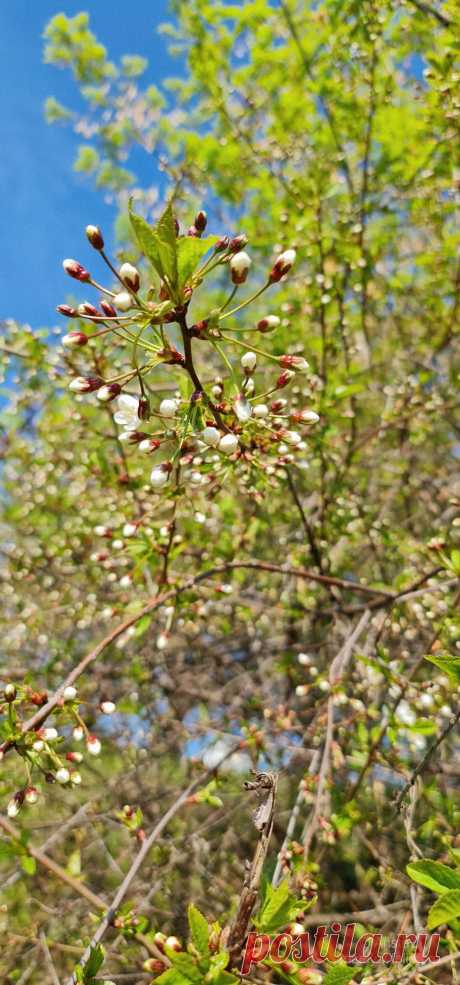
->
393;707;460;814
405;0;452;27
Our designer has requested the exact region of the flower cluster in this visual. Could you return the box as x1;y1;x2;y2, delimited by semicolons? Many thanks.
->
58;204;320;497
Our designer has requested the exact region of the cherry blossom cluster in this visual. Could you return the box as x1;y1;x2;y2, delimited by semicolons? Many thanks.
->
58;204;320;496
0;682;114;817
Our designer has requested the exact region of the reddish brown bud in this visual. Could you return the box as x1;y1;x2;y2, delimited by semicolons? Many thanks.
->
215;236;230;252
194;210;207;233
276;370;295;389
100;300;117;317
63;259;90;282
78;302;99;317
85;225;104;250
229;234;248;252
57;304;78;318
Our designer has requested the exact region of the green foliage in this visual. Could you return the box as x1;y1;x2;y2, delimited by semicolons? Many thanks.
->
255;880;307;932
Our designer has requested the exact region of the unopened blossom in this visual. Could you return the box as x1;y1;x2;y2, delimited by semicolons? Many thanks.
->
241;351;257;372
292;409;320;423
62;331;88;347
24;786;39;805
57;304;78;318
85;224;104;250
257;315;280;333
283;430;302;445
156;632;169;650
279;355;309;371
78;302;98;317
234;395;252;422
114;394;140;431
113;291;133;311
276;369;295;389
101;700;116;715
159;398;179;418
201;426;220;447
56;767;70;784
120;262;140;291
7;796;21;818
73;726;84;741
4;683;16;701
219;433;239;454
97;383;122;402
63;259;90;281
42;728;58;741
253;403;269;418
69;376;103;394
71;771;82;785
63;686;77;701
151;465;170;488
195;210;207;232
100;299;117;317
139;438;161;453
123;523;137;537
86;735;101;756
230;251;252;285
66;751;83;763
32;739;44;752
269;248;296;282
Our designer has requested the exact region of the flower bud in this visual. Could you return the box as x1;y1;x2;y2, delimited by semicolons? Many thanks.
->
271;398;287;412
150;464;171;488
42;728;58;741
70;771;82;785
138;396;150;420
292;409;320;424
96;383;122;403
201;426;221;447
229;234;248;252
269;248;296;282
138;438;161;453
73;726;84;741
86;735;101;756
165;936;182;952
32;739;44;752
100;300;117;317
279;354;309;372
230;251;252;285
100;700;116;715
120;262;140;292
187;225;199;237
215;236;230;253
119;430;149;444
56;767;70;784
62;331;88;348
63;259;90;282
69;376;103;394
194;210;207;233
113;291;134;311
4;684;17;702
153;932;167;951
24;786;39;805
66;751;83;763
86;225;104;250
57;304;78;318
7;793;23;817
257;315;280;333
276;370;295;389
253;403;269;418
241;351;257;373
283;430;302;446
78;302;99;317
143;959;166;974
159;398;179;418
219;433;239;455
63;686;77;701
122;523;137;538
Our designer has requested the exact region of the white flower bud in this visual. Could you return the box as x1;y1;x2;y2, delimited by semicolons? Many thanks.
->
284;430;302;445
156;632;169;650
119;262;140;291
219;433;239;455
71;771;82;785
43;728;58;741
230;251;252;285
122;523;137;537
63;686;77;702
201;426;221;447
189;471;203;486
253;403;269;418
32;739;44;752
150;467;169;488
241;351;257;372
101;701;116;715
73;726;84;741
119;575;132;588
86;735;101;756
257;315;280;333
25;786;39;805
159;398;179;418
113;291;133;311
56;767;70;784
7;798;20;818
94;525;110;536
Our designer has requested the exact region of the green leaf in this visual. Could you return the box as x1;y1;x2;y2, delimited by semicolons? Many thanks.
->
177;235;219;289
20;854;37;876
425;652;460;684
208;950;230;979
83;945;105;980
128;201;164;280
449;549;460;575
427;890;460;929
323;962;357;985
407;860;460;895
155;971;191;985
165;949;202;983
255;879;304;932
155;202;179;287
188;903;210;955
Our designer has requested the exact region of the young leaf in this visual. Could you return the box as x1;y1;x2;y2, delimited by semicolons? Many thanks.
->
128;201;163;279
177;235;219;289
155;970;192;985
188;902;210;955
20;854;37;876
255;879;304;932
323;962;356;985
427;890;460;929
155;201;179;287
82;944;105;980
407;860;460;895
425;652;460;684
164;948;203;983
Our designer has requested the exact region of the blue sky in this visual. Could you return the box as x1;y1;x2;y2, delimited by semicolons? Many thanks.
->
0;1;174;329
